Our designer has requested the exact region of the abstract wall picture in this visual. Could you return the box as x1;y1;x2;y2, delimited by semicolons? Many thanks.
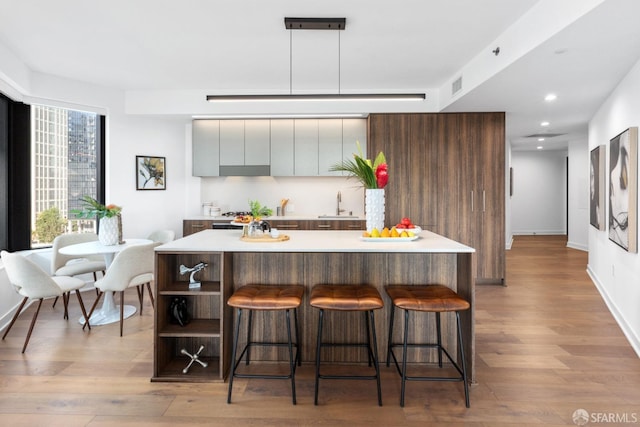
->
136;156;166;190
590;145;605;230
608;128;637;252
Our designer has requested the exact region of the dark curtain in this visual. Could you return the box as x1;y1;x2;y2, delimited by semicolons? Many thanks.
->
0;95;30;251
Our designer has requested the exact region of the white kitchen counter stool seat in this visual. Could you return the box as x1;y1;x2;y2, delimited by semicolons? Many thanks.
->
1;250;91;353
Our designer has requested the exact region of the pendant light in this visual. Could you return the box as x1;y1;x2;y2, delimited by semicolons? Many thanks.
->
206;17;425;103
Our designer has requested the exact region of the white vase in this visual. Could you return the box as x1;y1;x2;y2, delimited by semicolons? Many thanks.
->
365;188;385;232
99;216;119;246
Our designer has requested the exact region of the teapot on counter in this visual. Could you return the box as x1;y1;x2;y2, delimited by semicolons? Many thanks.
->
248;219;270;237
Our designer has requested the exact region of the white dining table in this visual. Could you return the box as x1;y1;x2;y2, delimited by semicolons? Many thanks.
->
59;238;152;326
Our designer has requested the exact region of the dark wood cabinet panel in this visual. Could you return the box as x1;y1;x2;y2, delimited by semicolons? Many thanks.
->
153;251;233;382
268;219;365;231
184;219;366;235
368;113;505;282
183;220;213;236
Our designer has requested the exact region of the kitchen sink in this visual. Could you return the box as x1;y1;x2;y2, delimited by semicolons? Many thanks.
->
317;215;359;219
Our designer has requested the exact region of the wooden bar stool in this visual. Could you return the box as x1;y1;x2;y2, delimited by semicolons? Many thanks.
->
310;284;384;406
227;284;304;404
385;285;470;408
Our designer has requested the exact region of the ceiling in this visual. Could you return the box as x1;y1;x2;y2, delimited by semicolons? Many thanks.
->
1;0;639;151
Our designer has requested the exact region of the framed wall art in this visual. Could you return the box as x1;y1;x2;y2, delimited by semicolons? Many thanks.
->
590;145;605;230
608;127;637;252
136;155;166;190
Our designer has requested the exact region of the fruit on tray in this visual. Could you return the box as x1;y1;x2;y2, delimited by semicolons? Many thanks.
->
235;215;253;224
395;217;417;229
362;226;415;238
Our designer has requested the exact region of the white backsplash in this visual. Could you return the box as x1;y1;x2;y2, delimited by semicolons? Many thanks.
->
200;176;365;216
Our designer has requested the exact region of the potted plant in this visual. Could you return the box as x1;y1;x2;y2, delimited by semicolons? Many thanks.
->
72;196;123;245
329;142;388;232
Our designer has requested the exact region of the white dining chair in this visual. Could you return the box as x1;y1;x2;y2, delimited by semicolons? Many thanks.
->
147;229;175;244
85;242;160;336
51;233;106;307
1;250;91;353
51;232;107;279
137;229;175;308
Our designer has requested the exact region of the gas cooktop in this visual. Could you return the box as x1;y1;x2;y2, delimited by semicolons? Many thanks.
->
221;211;251;217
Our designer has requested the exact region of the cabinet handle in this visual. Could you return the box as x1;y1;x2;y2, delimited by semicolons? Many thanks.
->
278;224;299;229
192;224;204;229
471;191;474;212
316;224;332;229
482;190;486;212
347;225;362;229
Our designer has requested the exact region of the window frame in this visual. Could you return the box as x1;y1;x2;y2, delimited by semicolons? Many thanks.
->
0;94;105;251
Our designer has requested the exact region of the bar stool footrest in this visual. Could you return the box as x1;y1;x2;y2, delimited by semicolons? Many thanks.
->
388;343;464;379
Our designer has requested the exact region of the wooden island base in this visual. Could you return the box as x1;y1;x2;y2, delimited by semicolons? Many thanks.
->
152;230;475;384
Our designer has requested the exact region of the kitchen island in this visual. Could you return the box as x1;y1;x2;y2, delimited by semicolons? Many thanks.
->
152;229;475;383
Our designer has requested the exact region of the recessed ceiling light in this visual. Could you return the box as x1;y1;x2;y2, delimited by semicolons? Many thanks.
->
544;94;557;102
537;146;544;150
538;138;545;141
540;121;550;127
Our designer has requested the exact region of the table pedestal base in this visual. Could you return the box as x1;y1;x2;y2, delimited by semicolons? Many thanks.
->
78;292;137;326
79;305;137;326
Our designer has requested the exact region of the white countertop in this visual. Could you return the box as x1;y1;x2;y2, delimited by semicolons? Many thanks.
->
156;229;475;254
189;216;364;221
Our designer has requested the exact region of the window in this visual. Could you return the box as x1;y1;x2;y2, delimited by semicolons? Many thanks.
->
31;105;99;247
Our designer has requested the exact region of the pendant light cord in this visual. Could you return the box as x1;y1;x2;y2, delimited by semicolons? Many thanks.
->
338;30;341;95
289;29;293;95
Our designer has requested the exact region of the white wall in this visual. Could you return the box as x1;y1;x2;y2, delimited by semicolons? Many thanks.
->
567;137;589;250
511;150;567;235
199;176;364;218
588;57;640;356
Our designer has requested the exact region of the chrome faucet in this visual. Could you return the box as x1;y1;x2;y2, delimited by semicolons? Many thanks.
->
336;191;345;216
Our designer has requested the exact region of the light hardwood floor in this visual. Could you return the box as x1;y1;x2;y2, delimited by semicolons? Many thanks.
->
1;235;639;426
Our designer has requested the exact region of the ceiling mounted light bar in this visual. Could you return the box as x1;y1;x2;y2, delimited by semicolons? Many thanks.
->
204;17;425;104
206;93;425;102
284;17;346;30
193;113;369;119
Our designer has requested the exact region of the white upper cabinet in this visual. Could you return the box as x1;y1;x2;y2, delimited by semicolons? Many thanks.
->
219;120;244;165
244;120;270;165
192;118;367;177
270;120;295;176
192;120;220;177
294;119;319;176
318;119;343;176
342;119;367;162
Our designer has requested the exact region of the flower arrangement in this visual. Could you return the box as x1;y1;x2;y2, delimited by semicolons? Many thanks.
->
72;196;122;219
248;199;273;218
329;141;388;189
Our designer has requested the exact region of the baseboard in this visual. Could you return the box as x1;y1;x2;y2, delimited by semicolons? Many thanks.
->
566;241;588;252
512;231;566;235
587;265;640;358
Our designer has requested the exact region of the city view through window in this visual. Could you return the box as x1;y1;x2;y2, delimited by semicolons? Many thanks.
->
31;105;98;247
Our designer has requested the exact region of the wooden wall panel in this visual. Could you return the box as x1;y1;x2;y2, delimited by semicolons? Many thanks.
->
368;112;505;282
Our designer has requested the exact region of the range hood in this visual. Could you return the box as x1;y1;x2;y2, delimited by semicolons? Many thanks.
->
219;165;271;176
